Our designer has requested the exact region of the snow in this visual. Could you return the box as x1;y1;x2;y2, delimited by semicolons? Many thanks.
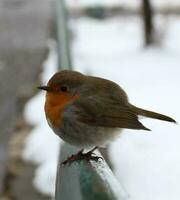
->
65;0;180;9
23;14;180;199
72;17;180;200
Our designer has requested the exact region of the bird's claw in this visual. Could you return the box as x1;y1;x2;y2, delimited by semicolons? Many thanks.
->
61;148;103;166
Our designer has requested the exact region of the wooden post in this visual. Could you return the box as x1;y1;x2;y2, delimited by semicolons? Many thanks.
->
142;0;154;46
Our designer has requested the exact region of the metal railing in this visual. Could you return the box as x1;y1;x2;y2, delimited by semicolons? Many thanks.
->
54;0;129;199
55;144;129;200
54;0;72;69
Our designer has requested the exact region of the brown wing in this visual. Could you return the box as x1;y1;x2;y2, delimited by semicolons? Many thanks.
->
73;96;150;131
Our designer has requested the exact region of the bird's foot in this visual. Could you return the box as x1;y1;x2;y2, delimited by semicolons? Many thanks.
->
61;147;103;165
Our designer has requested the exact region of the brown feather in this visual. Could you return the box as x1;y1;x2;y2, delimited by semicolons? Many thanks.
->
131;105;176;123
74;96;151;131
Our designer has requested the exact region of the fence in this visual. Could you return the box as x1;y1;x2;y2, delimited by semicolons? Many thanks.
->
54;0;129;199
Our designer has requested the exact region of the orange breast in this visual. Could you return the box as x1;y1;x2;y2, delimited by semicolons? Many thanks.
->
45;93;79;129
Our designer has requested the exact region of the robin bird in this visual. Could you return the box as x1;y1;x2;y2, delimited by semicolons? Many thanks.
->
38;70;176;165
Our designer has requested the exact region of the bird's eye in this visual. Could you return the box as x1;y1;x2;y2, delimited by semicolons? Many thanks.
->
60;86;68;92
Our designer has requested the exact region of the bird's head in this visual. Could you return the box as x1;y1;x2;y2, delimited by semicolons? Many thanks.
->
38;70;85;106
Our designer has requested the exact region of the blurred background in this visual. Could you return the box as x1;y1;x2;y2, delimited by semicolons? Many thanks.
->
0;0;180;199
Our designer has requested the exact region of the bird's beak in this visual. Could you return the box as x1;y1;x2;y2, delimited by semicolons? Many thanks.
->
37;86;50;91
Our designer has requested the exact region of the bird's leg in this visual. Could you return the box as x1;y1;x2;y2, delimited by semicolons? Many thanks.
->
61;146;103;165
82;146;104;162
61;148;84;165
84;146;98;157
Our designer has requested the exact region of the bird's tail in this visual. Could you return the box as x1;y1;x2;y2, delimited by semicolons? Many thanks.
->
131;105;176;123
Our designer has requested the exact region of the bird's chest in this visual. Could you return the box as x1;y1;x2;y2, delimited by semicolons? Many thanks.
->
45;104;63;129
44;93;79;130
44;94;69;129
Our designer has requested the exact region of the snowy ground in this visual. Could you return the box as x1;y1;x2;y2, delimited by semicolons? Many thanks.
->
23;16;180;199
66;0;180;9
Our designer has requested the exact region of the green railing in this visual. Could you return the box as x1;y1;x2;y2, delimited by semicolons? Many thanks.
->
55;144;129;200
55;0;72;69
54;0;129;199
